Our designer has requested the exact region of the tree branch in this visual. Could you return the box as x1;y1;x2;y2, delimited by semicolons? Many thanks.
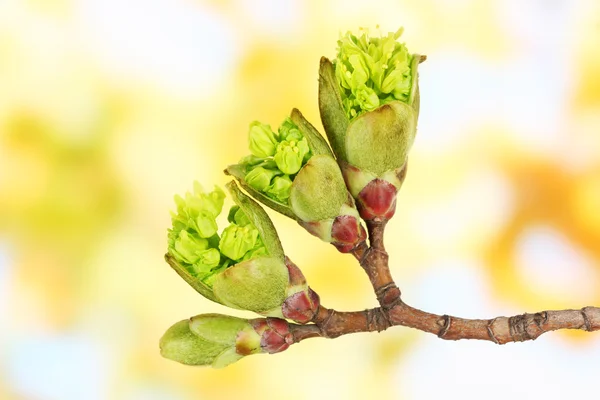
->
293;192;600;350
291;303;600;344
352;219;401;309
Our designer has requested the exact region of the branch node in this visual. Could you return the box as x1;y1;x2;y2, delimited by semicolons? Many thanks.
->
375;283;401;309
581;309;592;331
437;315;452;338
486;318;501;344
366;308;391;332
508;314;535;342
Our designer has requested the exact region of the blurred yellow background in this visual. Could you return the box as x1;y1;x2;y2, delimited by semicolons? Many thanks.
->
1;0;600;399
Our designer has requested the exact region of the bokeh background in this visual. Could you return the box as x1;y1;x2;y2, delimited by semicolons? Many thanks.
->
1;0;600;399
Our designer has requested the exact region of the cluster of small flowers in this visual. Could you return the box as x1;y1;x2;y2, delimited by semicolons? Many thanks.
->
241;118;312;203
167;183;267;286
334;27;413;119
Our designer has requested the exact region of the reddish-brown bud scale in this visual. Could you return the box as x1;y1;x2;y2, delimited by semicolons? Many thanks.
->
282;288;320;323
251;318;294;354
331;215;367;253
235;329;260;356
356;179;397;221
285;257;307;287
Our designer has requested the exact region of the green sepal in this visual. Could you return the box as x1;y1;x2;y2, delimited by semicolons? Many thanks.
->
318;57;349;161
345;101;417;176
290;108;333;157
225;181;285;259
212;347;245;369
408;54;422;117
189;314;251;346
289;155;348;221
164;253;219;303
159;319;229;366
224;164;298;221
212;256;288;314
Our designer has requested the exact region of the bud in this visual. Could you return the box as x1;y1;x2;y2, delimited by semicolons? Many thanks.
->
245;166;282;192
249;121;279;158
274;138;310;175
165;181;319;322
226;109;367;253
160;313;294;368
264;175;293;203
319;27;422;222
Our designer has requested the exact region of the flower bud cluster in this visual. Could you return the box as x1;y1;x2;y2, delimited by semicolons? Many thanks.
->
243;118;311;203
167;182;267;286
335;27;413;119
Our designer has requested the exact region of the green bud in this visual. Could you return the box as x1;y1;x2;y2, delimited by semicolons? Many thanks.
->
170;230;209;265
189;248;221;276
249;121;278;158
219;224;260;261
334;28;413;119
170;182;224;239
227;205;251;227
354;84;380;114
318;27;423;223
245;166;281;192
273;138;310;175
226;111;367;253
160;314;263;368
160;319;229;366
279;117;303;141
264;175;293;203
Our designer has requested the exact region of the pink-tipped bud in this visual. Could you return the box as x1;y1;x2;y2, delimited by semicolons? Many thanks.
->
251;318;294;354
282;288;320;323
281;258;320;323
331;214;367;253
356;178;397;221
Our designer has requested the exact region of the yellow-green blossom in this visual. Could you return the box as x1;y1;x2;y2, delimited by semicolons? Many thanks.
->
334;27;413;119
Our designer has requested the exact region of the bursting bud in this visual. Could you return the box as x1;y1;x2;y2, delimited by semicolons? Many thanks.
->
166;181;319;323
319;27;423;222
226;110;367;253
160;314;293;368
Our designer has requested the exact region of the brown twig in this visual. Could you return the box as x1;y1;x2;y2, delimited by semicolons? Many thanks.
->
292;302;600;345
292;217;600;346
